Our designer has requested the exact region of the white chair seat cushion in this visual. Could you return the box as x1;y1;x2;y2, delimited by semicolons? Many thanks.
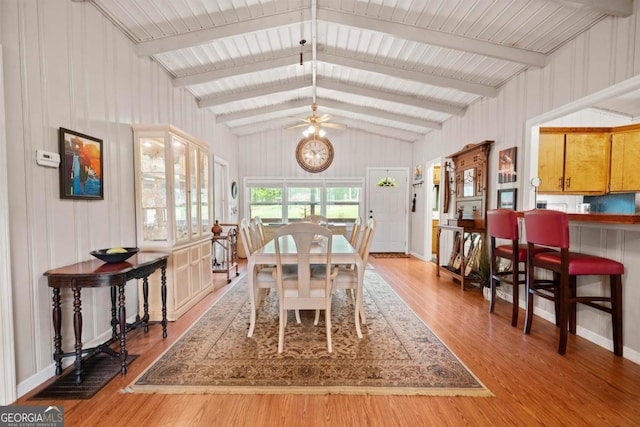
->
270;265;298;281
311;265;351;286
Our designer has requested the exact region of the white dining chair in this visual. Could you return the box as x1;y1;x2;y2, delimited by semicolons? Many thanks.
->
240;219;299;337
314;218;376;328
348;217;362;247
252;216;267;248
274;222;337;353
302;214;329;226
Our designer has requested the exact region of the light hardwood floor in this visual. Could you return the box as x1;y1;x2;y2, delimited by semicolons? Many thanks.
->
16;257;640;426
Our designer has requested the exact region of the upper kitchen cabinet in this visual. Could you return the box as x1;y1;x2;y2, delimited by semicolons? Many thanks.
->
133;124;212;321
610;124;640;193
538;128;611;195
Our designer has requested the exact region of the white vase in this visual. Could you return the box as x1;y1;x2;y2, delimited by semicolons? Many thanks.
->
483;286;492;301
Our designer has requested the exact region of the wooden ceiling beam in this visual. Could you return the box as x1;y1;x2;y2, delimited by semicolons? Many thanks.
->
198;80;310;108
319;99;442;130
545;0;633;17
318;9;547;68
319;52;496;98
173;56;296;87
136;10;309;57
215;100;311;123
319;80;466;116
199;77;465;117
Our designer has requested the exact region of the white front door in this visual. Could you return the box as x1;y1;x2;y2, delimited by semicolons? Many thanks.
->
366;168;409;253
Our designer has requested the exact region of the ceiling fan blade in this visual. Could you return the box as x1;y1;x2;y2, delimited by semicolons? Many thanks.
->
285;123;311;130
288;116;311;123
316;113;333;123
320;122;347;129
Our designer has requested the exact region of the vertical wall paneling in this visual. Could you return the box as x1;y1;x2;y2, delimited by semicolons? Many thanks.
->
0;0;239;396
413;9;640;361
0;45;18;406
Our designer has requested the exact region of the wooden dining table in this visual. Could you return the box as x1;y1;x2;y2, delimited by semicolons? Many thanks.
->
246;233;365;339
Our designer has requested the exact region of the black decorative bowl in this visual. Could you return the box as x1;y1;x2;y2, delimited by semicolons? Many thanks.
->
90;247;139;263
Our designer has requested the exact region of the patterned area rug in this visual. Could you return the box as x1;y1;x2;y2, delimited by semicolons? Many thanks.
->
126;271;490;396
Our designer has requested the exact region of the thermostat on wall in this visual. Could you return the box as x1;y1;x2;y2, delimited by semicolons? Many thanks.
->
36;150;61;168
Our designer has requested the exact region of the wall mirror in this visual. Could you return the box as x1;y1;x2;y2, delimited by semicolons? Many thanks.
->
463;169;475;197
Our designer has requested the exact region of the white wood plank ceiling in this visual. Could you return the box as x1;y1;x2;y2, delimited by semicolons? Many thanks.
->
88;0;633;141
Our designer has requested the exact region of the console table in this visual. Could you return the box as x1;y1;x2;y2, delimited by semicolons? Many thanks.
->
436;221;484;290
43;252;168;384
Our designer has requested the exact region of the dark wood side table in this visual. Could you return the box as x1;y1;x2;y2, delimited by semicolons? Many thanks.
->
43;252;168;384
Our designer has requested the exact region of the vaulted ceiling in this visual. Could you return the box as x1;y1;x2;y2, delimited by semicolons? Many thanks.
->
87;0;633;142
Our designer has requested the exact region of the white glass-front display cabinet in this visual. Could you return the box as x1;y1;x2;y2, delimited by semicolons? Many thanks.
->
133;124;212;321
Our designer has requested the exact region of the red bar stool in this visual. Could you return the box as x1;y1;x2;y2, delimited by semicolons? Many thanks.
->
487;209;554;327
523;209;624;356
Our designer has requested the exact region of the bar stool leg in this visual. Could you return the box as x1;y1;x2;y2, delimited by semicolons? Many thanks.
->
558;275;569;355
569;276;577;335
524;257;535;335
611;275;623;356
553;272;561;327
511;264;519;327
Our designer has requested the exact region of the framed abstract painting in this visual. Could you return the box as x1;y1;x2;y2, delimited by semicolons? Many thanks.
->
59;128;103;200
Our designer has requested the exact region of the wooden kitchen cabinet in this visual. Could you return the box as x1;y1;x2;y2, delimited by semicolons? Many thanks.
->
610;124;640;192
538;128;610;195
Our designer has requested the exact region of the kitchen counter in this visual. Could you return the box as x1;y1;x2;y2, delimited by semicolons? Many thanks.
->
517;211;640;224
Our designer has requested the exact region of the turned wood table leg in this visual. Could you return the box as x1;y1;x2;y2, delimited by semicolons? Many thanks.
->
52;288;63;375
110;286;118;338
161;264;167;338
142;275;150;333
118;283;128;374
72;286;83;384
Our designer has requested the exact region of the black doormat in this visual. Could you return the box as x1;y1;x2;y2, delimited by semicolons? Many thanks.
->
369;253;411;258
30;353;138;400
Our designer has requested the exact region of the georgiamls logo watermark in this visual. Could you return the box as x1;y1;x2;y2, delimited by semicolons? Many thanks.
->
0;405;64;427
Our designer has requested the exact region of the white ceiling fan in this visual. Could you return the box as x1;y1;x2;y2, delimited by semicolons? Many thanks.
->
286;102;347;133
285;0;346;135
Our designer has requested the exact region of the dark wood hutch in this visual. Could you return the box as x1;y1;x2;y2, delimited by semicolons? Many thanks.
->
436;140;493;289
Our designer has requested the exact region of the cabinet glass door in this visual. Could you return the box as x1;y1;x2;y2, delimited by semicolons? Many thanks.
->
200;151;210;234
189;145;199;238
173;136;188;241
139;137;168;242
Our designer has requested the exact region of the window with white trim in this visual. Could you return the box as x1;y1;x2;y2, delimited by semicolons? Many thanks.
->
244;178;364;223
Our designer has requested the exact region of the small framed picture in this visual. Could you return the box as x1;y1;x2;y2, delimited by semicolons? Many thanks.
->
414;164;423;182
498;146;517;183
497;188;517;210
59;128;103;200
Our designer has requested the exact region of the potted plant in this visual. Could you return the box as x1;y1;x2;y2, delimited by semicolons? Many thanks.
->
476;241;492;299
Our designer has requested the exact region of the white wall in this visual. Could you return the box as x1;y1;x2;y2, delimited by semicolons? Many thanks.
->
412;4;640;361
239;128;412;178
0;0;238;398
238;127;413;217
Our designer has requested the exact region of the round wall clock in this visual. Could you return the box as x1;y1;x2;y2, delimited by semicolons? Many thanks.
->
295;135;334;173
